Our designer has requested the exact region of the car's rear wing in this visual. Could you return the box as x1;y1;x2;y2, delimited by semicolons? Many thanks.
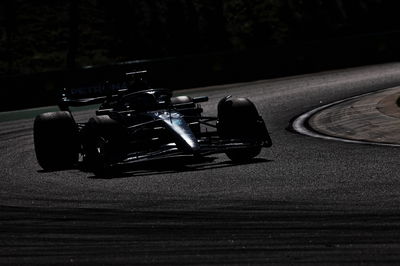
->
58;95;107;109
58;70;153;110
57;83;128;111
57;70;208;111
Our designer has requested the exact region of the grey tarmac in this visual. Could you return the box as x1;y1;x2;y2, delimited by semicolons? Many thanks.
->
2;63;400;264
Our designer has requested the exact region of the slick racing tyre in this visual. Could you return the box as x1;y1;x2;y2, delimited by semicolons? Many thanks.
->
33;111;80;170
84;115;126;176
217;97;264;162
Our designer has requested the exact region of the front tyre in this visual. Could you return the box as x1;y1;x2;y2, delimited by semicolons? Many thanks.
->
33;111;80;170
217;97;267;162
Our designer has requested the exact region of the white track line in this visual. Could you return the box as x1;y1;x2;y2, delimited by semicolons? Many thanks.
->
292;89;400;148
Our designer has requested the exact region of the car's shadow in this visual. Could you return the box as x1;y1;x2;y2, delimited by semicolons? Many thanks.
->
86;156;272;179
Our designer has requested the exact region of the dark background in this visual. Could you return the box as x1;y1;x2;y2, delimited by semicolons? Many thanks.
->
2;0;400;111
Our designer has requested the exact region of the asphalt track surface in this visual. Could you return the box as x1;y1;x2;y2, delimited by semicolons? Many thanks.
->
3;63;400;264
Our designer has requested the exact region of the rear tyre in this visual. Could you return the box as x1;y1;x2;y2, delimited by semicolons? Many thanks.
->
33;111;79;170
83;115;125;177
217;97;264;162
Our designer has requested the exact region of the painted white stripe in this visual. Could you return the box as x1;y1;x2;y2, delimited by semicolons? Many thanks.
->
292;89;400;148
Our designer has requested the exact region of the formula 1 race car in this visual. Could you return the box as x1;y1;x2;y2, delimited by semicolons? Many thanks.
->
33;71;272;176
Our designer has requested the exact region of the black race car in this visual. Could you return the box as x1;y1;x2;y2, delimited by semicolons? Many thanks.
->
33;72;272;176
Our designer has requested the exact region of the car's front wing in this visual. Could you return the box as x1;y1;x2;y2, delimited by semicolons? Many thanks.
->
111;140;263;167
